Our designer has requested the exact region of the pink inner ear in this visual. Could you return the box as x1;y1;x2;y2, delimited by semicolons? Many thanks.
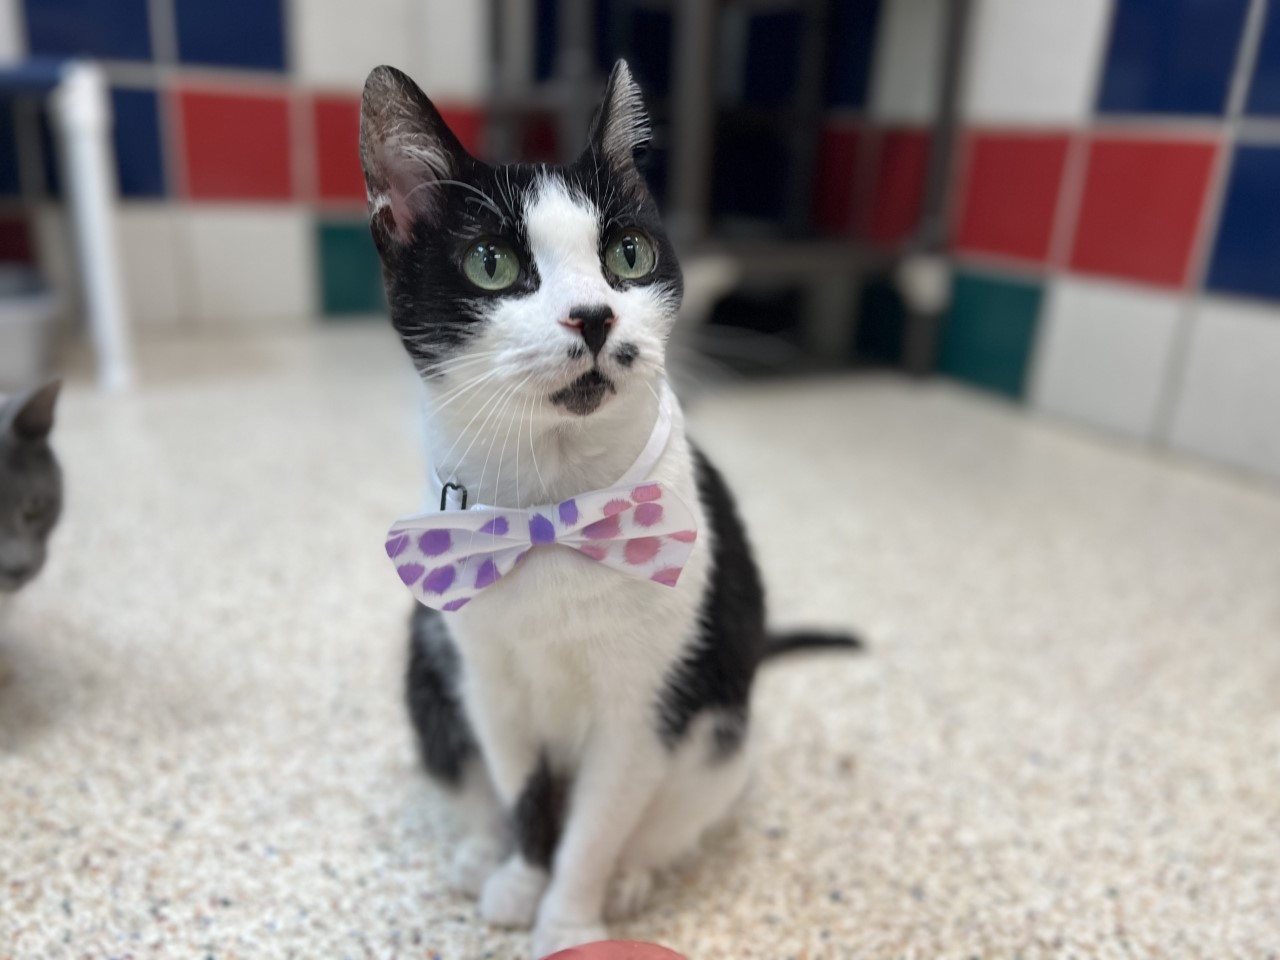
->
381;143;446;244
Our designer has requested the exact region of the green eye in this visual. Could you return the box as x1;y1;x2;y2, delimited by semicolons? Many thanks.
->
462;240;521;291
604;231;656;280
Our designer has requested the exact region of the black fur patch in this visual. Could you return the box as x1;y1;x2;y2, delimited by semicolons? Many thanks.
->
512;754;568;869
405;606;477;786
614;342;639;367
654;446;768;752
549;369;616;416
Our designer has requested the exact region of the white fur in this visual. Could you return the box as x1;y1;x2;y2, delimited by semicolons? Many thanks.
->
415;178;749;953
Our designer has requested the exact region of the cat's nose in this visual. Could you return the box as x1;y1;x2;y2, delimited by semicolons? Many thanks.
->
561;304;615;358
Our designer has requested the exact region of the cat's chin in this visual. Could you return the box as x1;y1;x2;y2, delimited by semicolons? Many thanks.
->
548;369;617;417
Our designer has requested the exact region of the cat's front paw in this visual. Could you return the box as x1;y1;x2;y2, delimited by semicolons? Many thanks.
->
605;867;653;921
479;856;548;929
448;834;506;898
531;918;610;959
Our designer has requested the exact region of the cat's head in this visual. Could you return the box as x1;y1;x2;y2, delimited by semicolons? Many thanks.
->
0;381;62;594
359;61;681;418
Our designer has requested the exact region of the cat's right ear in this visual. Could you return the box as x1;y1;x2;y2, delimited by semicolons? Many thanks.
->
5;380;60;441
360;66;471;252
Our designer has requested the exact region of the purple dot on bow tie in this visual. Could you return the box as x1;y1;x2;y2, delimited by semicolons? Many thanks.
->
423;564;456;594
442;597;470;612
651;567;681;586
582;515;621;540
529;514;555;544
634;503;663;527
475;558;500;589
385;534;410;558
418;529;452;556
558;499;579;525
479;516;509;536
397;563;425;586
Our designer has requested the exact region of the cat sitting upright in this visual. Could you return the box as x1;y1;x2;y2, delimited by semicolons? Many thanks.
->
0;382;62;605
360;62;857;955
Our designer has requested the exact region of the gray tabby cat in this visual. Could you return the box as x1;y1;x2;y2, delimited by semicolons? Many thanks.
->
0;382;62;602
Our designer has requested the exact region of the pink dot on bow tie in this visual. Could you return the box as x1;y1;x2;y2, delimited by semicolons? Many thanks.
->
651;567;681;586
634;503;663;527
397;563;425;585
418;529;452;556
578;544;608;562
475;558;500;588
670;529;697;543
443;598;470;612
423;564;456;594
624;537;661;565
386;534;410;558
582;515;621;540
633;484;662;502
603;499;630;517
479;516;509;536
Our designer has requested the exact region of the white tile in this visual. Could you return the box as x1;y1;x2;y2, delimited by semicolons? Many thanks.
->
290;0;415;90
406;0;491;101
1168;298;1280;481
1030;278;1181;439
962;0;1112;124
116;203;188;335
867;0;947;123
0;0;24;61
30;204;78;329
182;206;314;332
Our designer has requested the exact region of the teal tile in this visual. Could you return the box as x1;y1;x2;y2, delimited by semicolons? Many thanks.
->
854;274;906;366
317;220;385;318
937;271;1042;399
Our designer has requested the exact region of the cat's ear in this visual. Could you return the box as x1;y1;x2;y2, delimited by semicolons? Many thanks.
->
7;380;61;441
587;60;651;173
360;65;472;250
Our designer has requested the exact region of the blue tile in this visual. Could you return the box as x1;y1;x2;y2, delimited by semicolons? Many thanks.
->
744;11;803;106
824;0;881;107
536;0;558;82
24;0;152;60
0;100;19;197
111;88;165;197
1247;2;1280;115
1207;146;1280;301
174;0;285;70
1097;0;1249;116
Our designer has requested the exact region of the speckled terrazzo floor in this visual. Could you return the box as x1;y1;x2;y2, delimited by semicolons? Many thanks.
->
2;326;1278;959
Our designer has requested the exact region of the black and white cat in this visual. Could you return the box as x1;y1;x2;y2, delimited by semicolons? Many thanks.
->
360;62;856;955
0;381;62;607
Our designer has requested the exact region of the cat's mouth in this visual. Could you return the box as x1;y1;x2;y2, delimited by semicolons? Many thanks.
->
548;369;616;416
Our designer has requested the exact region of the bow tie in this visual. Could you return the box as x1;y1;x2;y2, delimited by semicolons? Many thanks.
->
385;481;698;611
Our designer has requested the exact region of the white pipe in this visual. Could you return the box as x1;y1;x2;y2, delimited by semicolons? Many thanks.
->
50;62;134;391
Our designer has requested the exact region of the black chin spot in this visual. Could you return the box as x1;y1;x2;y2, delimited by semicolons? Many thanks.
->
549;370;616;416
614;342;639;368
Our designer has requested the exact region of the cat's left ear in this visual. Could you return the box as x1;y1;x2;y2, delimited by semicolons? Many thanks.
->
587;60;651;174
6;380;61;441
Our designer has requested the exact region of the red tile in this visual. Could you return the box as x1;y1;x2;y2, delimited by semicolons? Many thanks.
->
179;88;293;200
438;105;485;158
1070;136;1218;287
313;95;364;203
812;123;861;235
519;111;559;163
953;131;1070;263
0;216;33;263
863;128;930;247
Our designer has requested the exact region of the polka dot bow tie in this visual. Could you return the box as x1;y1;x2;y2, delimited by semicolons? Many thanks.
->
384;481;699;612
385;381;698;612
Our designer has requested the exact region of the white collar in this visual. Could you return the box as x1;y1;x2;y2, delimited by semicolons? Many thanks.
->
428;380;675;511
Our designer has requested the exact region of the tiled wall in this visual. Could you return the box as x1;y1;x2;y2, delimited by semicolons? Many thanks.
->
825;0;1280;482
0;0;488;331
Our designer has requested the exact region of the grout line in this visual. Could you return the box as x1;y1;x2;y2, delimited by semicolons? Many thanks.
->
1150;0;1271;446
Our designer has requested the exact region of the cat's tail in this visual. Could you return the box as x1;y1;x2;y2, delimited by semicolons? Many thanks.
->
762;630;864;660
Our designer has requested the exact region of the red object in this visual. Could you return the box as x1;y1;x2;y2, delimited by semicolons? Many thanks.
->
1070;135;1217;288
952;130;1070;263
863;127;930;248
812;122;861;235
179;87;294;200
542;941;686;960
0;216;33;263
521;110;559;162
438;105;486;158
313;95;365;203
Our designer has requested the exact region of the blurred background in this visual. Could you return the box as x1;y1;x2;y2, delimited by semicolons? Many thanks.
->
0;0;1278;486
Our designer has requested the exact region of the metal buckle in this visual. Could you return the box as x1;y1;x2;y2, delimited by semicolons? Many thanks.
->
440;482;468;511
